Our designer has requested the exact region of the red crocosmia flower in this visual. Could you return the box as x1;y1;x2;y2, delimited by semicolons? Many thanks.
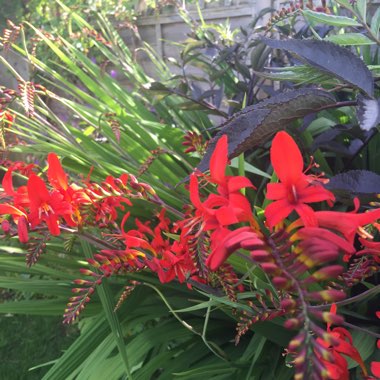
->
120;210;196;284
265;131;335;229
355;238;380;264
148;242;195;284
206;226;264;271
288;200;380;260
0;204;29;242
369;312;380;379
47;153;69;191
27;174;72;235
370;362;380;378
190;135;255;230
0;109;14;124
314;208;380;247
5;161;35;177
316;304;367;380
47;153;91;226
0;165;31;242
2;167;30;209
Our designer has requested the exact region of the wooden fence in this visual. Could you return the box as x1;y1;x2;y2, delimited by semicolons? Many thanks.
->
119;0;272;78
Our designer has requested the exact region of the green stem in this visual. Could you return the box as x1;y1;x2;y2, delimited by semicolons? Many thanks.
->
142;283;228;361
149;195;185;219
238;153;246;196
343;321;380;340
80;240;133;379
201;302;230;361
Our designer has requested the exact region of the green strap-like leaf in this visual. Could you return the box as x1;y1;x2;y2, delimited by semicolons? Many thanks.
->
302;9;362;27
371;7;380;38
324;33;376;46
80;240;133;379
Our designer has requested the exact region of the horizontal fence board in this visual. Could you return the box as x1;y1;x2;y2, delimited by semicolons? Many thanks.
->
137;5;257;26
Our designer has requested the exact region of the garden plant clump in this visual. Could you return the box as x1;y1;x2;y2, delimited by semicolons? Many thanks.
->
0;0;379;379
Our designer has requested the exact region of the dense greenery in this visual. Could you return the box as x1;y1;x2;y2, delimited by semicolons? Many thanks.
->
0;0;379;379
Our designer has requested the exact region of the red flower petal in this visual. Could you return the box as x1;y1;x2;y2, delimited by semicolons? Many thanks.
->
48;153;68;190
227;176;255;192
189;174;203;209
265;199;294;228
298;183;335;203
371;362;380;377
316;208;380;244
27;174;50;210
210;135;227;184
266;182;287;200
45;213;60;236
206;227;258;270
270;131;303;186
2;168;16;196
215;206;239;225
0;204;27;217
294;203;317;227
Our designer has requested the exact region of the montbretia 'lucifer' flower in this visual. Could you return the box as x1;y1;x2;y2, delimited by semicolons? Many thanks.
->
316;304;367;380
265;131;335;229
27;174;72;236
47;153;91;226
190;135;255;230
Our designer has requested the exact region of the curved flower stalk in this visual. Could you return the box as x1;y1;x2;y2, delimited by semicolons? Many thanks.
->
314;304;367;380
0;153;157;253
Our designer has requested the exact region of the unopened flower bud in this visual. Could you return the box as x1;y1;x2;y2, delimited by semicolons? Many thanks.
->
272;276;290;289
1;220;10;233
280;298;297;311
284;318;301;329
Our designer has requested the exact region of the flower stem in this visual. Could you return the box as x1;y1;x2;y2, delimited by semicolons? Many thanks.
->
343;321;380;340
310;285;380;310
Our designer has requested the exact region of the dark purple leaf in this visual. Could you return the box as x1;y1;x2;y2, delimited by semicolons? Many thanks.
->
262;38;374;97
194;88;336;175
357;95;380;131
326;170;380;201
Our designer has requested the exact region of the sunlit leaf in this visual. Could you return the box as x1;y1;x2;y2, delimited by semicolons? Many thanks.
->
302;9;361;27
325;33;376;46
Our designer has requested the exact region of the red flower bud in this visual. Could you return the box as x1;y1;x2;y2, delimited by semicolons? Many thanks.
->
17;216;29;243
284;318;301;329
312;265;343;281
306;289;346;302
260;262;280;274
250;249;271;261
272;276;291;289
280;298;297;311
1;219;10;232
79;268;98;277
